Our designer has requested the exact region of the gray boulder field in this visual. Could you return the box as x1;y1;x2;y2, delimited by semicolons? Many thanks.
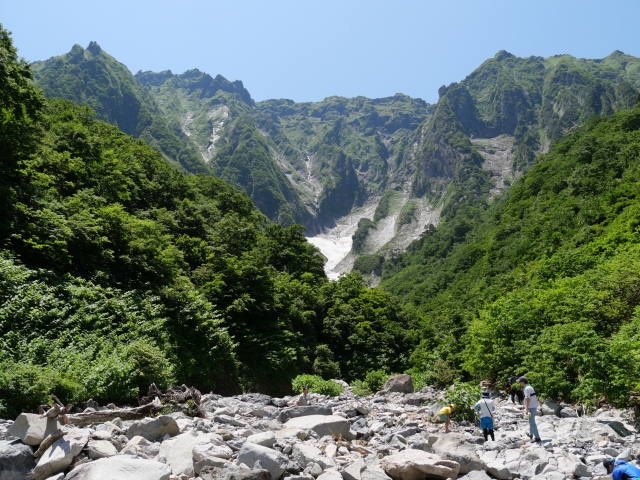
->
2;382;640;480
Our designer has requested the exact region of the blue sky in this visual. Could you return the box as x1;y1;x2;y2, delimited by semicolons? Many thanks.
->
2;0;639;103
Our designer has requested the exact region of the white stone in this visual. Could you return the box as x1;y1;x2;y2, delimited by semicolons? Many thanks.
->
66;456;171;480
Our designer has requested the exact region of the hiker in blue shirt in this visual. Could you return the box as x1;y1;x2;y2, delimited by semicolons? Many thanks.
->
604;458;640;480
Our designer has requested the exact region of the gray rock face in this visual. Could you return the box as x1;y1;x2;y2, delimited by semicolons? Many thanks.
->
379;449;460;480
126;415;179;441
237;442;289;480
7;413;60;446
284;415;350;438
432;433;487;474
66;456;171;480
33;428;91;480
277;406;333;423
380;374;414;394
0;439;36;478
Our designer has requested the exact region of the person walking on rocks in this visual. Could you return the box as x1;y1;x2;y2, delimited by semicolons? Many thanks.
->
435;404;455;433
604;457;640;479
474;391;496;441
519;376;540;442
507;372;522;404
296;386;310;406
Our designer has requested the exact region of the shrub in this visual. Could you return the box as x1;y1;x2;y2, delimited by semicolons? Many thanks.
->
443;382;481;422
353;254;384;276
0;361;81;418
291;374;343;397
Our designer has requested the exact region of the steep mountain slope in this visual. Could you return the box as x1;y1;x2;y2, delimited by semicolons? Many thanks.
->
382;103;640;402
31;42;208;174
136;69;312;226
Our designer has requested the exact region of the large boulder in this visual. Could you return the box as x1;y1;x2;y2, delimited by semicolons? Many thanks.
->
379;450;460;480
284;415;350;438
66;456;171;480
0;439;36;479
343;459;391;480
236;442;289;480
159;431;214;476
126;415;179;441
32;428;91;480
458;472;492;480
380;374;414;394
277;406;333;423
432;433;486;474
7;413;60;446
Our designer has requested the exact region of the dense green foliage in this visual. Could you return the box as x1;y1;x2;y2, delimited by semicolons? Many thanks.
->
383;105;640;404
443;382;481;421
291;374;343;397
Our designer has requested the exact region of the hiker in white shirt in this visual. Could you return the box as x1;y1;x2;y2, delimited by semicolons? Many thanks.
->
519;376;541;442
474;391;496;441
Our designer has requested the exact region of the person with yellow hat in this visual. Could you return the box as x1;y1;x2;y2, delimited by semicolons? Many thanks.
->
435;404;456;433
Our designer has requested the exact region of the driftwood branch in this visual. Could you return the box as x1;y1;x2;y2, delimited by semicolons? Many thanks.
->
67;397;162;426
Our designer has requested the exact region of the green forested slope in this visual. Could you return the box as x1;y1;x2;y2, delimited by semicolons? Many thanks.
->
383;102;640;403
0;27;415;416
31;43;208;174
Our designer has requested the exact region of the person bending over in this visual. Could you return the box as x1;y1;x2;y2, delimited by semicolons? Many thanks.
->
604;458;640;480
435;404;456;433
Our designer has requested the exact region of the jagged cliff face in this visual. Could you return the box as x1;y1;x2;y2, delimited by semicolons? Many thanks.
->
34;45;640;278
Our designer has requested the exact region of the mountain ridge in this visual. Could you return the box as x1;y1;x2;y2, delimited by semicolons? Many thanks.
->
32;44;640;278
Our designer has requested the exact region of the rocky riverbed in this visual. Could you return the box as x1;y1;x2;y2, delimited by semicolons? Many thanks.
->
1;376;639;480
